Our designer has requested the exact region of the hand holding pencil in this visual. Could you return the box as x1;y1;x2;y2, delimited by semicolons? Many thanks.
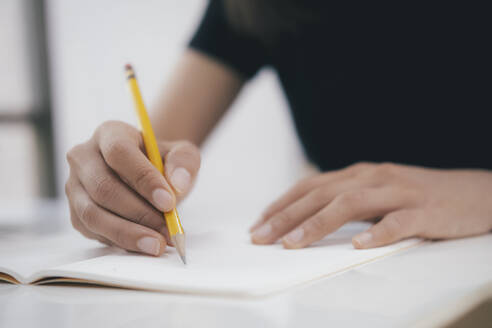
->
64;68;201;261
125;64;187;263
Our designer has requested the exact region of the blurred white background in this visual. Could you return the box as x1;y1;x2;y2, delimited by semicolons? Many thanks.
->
1;0;310;229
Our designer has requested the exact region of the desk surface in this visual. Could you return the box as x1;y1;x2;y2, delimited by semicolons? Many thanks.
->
1;204;492;328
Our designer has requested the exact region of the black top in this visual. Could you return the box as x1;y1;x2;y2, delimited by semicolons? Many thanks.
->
189;1;491;171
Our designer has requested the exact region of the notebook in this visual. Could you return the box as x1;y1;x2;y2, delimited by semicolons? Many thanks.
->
0;222;422;296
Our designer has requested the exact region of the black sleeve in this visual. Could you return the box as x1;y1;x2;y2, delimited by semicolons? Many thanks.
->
189;0;268;79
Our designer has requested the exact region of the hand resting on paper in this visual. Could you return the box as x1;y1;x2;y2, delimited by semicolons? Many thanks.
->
65;120;201;256
250;162;492;249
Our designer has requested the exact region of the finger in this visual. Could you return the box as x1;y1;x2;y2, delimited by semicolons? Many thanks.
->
97;126;176;212
162;140;201;196
71;180;167;256
69;200;100;240
282;187;409;249
76;153;167;233
70;204;113;246
251;178;365;244
250;162;375;232
352;209;423;249
66;176;113;246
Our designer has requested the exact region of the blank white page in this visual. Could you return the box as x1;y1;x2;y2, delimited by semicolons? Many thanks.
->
0;232;113;283
39;222;422;296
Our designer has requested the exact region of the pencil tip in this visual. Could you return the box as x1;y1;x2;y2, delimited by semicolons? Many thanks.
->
172;233;187;265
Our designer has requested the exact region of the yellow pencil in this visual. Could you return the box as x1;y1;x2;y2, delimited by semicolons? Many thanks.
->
125;64;186;264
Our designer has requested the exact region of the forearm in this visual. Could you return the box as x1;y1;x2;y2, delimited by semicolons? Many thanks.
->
151;49;244;146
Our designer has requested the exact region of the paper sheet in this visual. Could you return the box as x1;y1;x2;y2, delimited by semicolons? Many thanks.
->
35;222;422;296
0;233;113;283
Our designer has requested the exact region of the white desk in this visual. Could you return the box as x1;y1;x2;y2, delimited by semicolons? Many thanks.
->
1;203;491;327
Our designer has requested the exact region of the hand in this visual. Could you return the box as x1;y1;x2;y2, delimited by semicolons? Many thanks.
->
250;162;492;249
65;121;200;256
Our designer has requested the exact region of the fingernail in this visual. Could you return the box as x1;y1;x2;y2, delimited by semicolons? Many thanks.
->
252;223;272;241
152;188;173;212
137;236;160;256
284;228;304;245
170;167;191;193
353;232;373;248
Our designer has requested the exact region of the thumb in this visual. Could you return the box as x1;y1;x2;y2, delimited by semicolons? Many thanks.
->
352;209;422;249
159;140;201;196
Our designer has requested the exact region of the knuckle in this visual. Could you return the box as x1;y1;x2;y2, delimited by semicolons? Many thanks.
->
92;175;116;203
271;211;293;230
379;162;398;174
295;176;317;192
66;148;75;165
134;210;154;227
307;215;326;232
371;162;399;180
96;120;121;134
70;215;82;231
380;162;398;170
96;120;140;142
66;144;84;166
349;161;374;172
105;140;131;163
113;227;127;247
173;142;201;168
335;190;366;212
80;203;99;230
382;215;405;238
134;166;157;190
180;140;198;153
311;187;330;203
